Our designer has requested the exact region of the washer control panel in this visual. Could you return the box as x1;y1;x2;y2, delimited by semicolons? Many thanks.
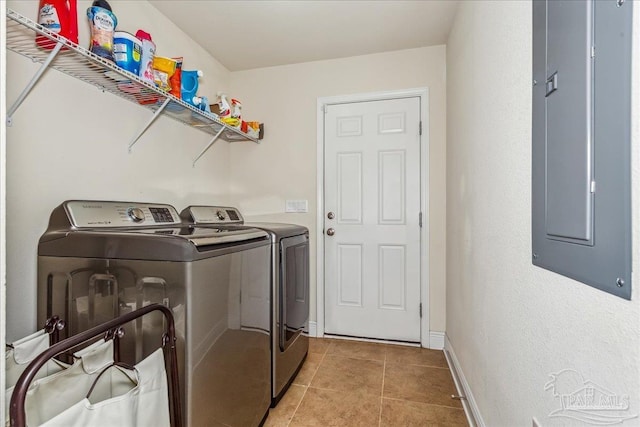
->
65;201;182;228
186;206;244;225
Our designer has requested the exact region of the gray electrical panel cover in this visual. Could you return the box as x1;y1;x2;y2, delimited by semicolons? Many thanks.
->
532;0;633;299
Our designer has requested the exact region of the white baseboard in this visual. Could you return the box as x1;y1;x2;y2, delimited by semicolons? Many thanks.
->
429;331;445;349
444;335;485;427
308;321;317;337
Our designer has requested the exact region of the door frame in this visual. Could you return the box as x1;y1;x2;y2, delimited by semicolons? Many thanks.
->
1;5;7;422
316;88;430;347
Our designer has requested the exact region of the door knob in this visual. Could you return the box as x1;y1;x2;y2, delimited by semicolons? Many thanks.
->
326;228;335;236
327;212;335;219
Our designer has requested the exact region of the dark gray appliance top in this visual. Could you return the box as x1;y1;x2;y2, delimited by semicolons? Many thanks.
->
243;222;308;240
181;206;309;240
38;201;269;261
180;205;245;225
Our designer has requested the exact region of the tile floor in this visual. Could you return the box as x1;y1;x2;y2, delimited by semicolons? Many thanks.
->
265;338;469;427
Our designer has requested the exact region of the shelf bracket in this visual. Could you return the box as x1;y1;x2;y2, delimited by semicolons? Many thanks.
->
128;97;171;152
6;41;63;126
192;127;225;167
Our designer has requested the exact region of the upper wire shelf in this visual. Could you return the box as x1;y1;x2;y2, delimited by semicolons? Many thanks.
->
5;8;258;164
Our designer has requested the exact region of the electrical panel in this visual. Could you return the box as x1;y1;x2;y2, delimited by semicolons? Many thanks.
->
532;0;633;299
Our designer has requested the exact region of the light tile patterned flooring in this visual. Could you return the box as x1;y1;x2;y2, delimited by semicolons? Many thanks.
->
265;338;469;427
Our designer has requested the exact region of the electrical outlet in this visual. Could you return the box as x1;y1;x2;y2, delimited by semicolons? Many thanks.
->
285;200;308;213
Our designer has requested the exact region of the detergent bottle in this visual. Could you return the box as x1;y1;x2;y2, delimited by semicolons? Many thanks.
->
136;30;156;84
181;70;203;107
36;0;78;49
87;0;117;61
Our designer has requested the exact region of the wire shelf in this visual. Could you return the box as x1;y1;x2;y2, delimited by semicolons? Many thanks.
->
6;8;258;150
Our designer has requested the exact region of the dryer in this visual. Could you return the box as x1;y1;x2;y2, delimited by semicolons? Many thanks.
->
38;200;272;426
181;206;309;406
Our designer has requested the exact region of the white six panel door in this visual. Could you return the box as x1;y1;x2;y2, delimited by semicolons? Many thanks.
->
324;97;421;342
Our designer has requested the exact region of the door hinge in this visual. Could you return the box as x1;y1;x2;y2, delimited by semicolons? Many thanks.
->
419;121;422;136
591;46;595;58
323;104;328;114
419;212;423;228
419;303;422;318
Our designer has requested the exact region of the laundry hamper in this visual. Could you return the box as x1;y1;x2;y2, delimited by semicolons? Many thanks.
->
9;304;181;427
5;317;68;424
5;317;66;386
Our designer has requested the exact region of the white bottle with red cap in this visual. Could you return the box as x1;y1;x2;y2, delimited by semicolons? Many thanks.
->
136;29;155;84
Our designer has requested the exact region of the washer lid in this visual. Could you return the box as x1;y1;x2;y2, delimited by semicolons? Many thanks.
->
124;226;269;246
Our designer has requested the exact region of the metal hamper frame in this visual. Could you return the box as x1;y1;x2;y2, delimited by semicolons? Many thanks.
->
8;303;182;427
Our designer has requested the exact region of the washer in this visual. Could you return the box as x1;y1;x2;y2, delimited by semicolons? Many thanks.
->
181;206;309;406
37;200;272;426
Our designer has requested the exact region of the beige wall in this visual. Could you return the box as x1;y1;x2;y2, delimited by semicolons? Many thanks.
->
446;1;640;425
5;0;233;339
228;46;447;333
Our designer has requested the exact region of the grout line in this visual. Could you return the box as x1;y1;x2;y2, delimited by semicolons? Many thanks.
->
306;384;381;396
322;353;386;364
306;343;328;386
384;361;450;370
378;348;387;427
382;395;467;410
287;338;330;426
286;385;309;427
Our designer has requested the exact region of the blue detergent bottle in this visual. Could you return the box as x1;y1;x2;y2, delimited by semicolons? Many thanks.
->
181;70;203;107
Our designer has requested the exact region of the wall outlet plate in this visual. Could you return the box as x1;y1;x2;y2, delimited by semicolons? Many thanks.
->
285;200;308;213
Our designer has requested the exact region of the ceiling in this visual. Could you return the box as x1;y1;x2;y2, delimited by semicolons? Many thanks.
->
149;1;459;71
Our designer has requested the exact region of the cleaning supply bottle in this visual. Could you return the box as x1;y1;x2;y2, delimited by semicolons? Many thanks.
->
36;0;78;49
136;30;156;84
217;93;231;118
230;99;242;119
193;96;213;114
87;0;117;61
181;70;203;107
169;57;183;98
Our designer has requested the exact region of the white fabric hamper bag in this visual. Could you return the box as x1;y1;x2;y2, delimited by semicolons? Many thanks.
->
39;348;170;427
5;331;70;426
20;339;114;426
5;331;66;388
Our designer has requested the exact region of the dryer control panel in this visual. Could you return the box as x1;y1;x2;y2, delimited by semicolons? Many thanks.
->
64;201;182;228
184;206;244;225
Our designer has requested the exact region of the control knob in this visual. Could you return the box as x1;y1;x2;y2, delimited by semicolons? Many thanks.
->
216;210;226;221
127;207;145;223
